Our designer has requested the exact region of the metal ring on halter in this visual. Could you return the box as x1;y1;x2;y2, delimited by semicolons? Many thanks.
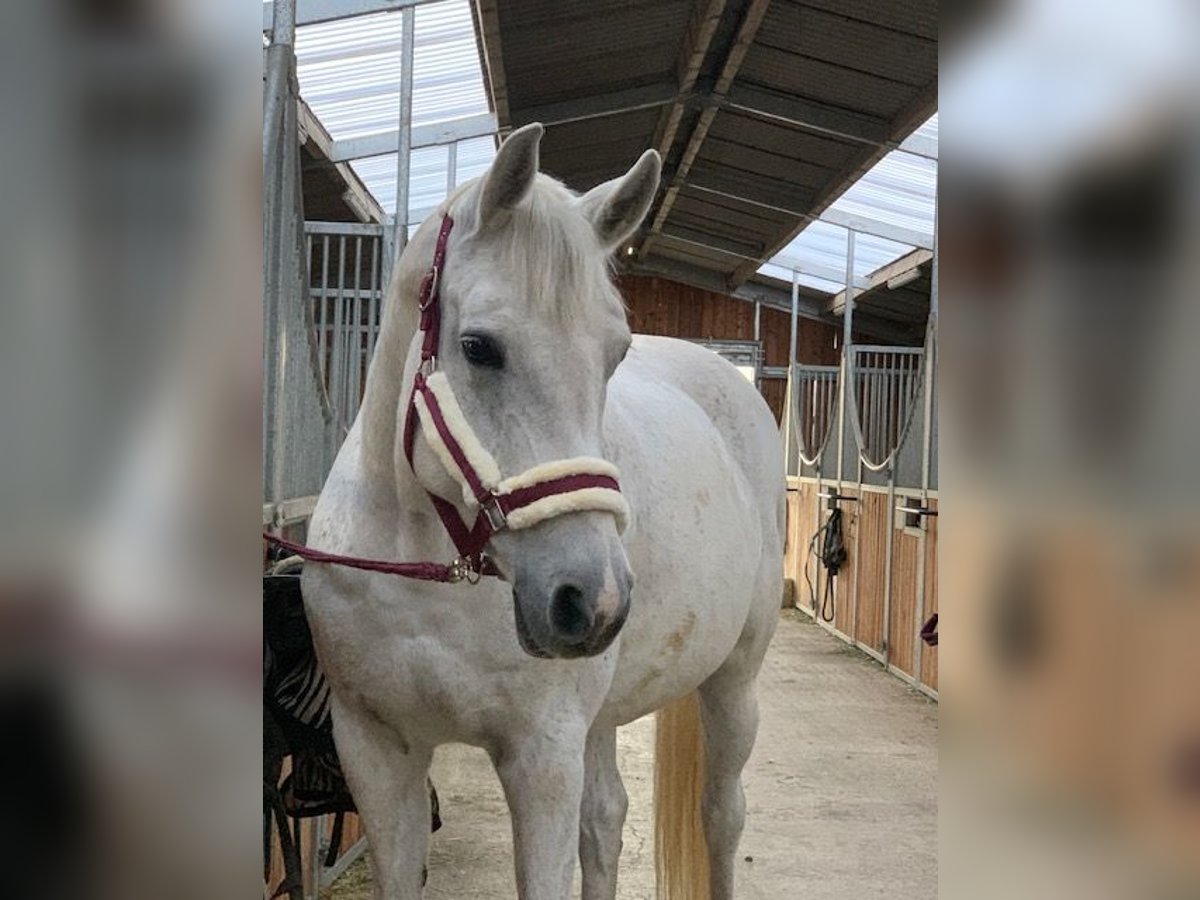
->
419;356;437;376
447;556;471;583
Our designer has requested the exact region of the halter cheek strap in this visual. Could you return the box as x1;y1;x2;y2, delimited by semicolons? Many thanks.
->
401;214;629;579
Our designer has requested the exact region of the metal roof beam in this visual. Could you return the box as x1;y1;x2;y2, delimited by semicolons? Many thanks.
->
817;209;934;251
328;112;498;162
331;84;680;162
655;228;871;291
686;168;815;217
721;84;938;160
263;0;441;32
509;82;681;129
685;179;932;251
723;83;892;146
767;257;872;291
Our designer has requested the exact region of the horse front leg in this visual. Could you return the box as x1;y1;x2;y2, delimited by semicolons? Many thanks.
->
331;698;432;900
579;725;627;900
492;728;588;900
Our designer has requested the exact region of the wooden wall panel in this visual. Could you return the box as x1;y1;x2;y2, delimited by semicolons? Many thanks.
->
784;480;937;696
787;480;936;696
616;276;839;422
920;499;938;690
889;529;919;677
853;492;889;653
786;481;825;615
784;489;803;597
831;490;857;637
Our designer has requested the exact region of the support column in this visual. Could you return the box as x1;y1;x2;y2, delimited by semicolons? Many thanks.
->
385;6;416;285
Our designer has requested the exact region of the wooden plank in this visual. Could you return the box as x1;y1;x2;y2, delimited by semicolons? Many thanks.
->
919;498;938;689
854;491;888;652
889;528;919;676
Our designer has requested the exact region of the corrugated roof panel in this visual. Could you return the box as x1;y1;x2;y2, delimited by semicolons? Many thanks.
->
345;134;498;231
759;113;937;293
294;0;496;219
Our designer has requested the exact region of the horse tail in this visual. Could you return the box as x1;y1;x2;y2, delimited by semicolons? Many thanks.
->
653;691;710;900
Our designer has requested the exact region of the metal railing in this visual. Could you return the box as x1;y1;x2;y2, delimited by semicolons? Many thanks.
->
848;346;924;470
788;364;840;467
305;222;389;437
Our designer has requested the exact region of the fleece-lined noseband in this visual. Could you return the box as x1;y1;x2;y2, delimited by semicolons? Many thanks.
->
264;213;629;583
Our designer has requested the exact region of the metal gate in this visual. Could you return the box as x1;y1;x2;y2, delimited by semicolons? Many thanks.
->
305;222;390;438
788;363;840;467
849;346;924;469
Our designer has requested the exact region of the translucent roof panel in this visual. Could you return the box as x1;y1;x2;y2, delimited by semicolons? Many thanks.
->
352;135;496;229
759;114;937;293
293;0;496;219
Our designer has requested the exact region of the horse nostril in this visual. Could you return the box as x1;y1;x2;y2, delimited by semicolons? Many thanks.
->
550;583;593;641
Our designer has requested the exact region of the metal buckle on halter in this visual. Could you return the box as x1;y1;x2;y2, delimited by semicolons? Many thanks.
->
419;355;437;377
482;497;507;532
447;556;482;585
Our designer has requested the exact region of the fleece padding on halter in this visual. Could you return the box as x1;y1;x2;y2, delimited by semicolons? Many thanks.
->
412;371;629;533
412;372;502;508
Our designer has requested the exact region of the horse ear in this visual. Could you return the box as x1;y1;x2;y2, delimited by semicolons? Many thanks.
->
577;150;662;252
477;123;543;225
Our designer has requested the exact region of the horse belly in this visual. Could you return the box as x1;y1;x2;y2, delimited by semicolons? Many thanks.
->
596;374;773;725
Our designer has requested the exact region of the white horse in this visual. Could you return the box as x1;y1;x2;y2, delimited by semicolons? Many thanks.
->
303;123;784;900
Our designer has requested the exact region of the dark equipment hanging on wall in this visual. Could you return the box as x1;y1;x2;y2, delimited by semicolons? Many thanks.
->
805;499;848;623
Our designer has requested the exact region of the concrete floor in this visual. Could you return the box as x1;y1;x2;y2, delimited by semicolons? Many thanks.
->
326;610;938;899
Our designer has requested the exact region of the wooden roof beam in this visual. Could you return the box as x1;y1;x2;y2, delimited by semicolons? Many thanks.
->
637;0;771;262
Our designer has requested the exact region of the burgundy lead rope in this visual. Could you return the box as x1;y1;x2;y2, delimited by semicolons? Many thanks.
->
262;532;463;583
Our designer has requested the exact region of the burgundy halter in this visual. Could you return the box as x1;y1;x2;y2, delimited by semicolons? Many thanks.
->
264;213;628;584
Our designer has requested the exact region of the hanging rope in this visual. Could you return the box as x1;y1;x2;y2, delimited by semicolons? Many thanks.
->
844;316;936;472
788;364;840;467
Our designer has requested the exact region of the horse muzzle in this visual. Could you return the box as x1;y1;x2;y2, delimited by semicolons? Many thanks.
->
511;551;632;660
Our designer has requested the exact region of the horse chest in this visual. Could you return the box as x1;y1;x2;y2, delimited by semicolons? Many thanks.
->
314;581;612;744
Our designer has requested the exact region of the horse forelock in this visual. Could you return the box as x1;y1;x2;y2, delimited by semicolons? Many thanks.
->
446;174;624;325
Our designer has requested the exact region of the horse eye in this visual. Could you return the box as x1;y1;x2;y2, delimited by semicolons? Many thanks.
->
460;334;505;369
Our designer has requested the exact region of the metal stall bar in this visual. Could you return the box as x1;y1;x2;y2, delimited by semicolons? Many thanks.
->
837;230;855;488
263;0;297;504
368;233;380;362
351;235;364;415
913;193;939;695
843;230;859;642
783;268;800;470
385;5;416;281
753;300;762;390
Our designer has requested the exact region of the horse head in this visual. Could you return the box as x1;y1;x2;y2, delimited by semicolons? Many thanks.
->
405;123;661;659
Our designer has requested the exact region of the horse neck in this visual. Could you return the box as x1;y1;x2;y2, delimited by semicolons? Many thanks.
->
356;239;425;500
